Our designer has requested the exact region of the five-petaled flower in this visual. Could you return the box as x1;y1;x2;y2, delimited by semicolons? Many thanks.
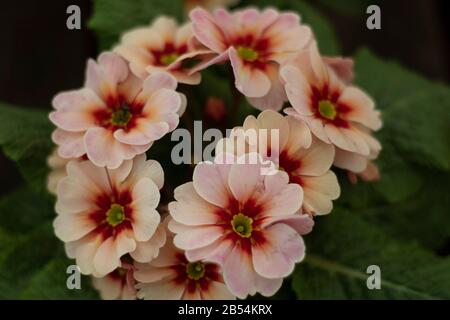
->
135;221;235;300
114;17;211;85
54;155;166;277
168;154;314;298
217;110;340;215
49;52;184;169
280;42;382;173
189;7;312;110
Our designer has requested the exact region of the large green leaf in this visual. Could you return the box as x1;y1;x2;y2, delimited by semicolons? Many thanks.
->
0;188;98;299
354;49;450;171
0;103;53;193
293;209;450;299
89;0;184;50
20;258;99;300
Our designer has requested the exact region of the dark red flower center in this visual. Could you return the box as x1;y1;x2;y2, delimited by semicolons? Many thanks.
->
172;253;221;295
93;96;144;132
89;189;134;240
233;34;270;70
151;42;188;67
310;84;351;127
278;149;303;186
215;198;267;254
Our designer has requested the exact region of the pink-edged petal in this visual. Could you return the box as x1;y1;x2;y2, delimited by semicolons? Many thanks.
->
183;289;202;300
120;27;164;50
323;56;354;84
252;223;304;278
339;86;382;130
229;47;271;97
143;87;182;116
173;225;224;250
201;281;235;300
64;160;110;194
114;122;170;146
54;176;96;214
131;225;166;263
69;234;103;275
223;245;256;299
126;156;164;189
190;8;228;53
52;129;86;158
228;163;260;204
285;116;312;153
302;171;340;215
266;20;312;58
50;90;104;132
137;280;185;300
308;41;329;86
115;230;137;258
188;50;230;74
53;211;96;242
131;178;161;241
193;162;232;207
254;275;283;297
267;214;314;235
185;238;234;265
243;110;290;152
92;276;122;300
151;17;177;42
134;263;174;283
114;45;153;78
85;127;148;169
169;182;219;226
296;138;335;176
261;172;302;218
280;65;314;116
247;64;287;111
333;148;368;173
142;72;178;93
85;52;129;100
93;237;121;276
341;127;370;156
324;124;357;152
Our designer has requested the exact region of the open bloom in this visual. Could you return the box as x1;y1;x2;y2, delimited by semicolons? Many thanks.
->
218;110;340;215
280;42;382;173
54;155;166;277
190;7;311;110
135;222;234;300
50;52;184;169
168;155;314;298
114;17;211;85
92;262;137;300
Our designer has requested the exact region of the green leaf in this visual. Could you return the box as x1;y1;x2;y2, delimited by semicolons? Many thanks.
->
0;188;99;299
354;49;450;171
293;209;450;299
20;258;99;300
89;0;184;50
0;103;53;193
363;170;450;252
0;187;54;234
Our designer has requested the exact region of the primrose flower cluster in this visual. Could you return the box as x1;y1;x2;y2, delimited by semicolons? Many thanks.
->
47;5;382;300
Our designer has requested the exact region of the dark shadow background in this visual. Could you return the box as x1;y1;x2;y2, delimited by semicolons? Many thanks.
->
0;0;449;195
